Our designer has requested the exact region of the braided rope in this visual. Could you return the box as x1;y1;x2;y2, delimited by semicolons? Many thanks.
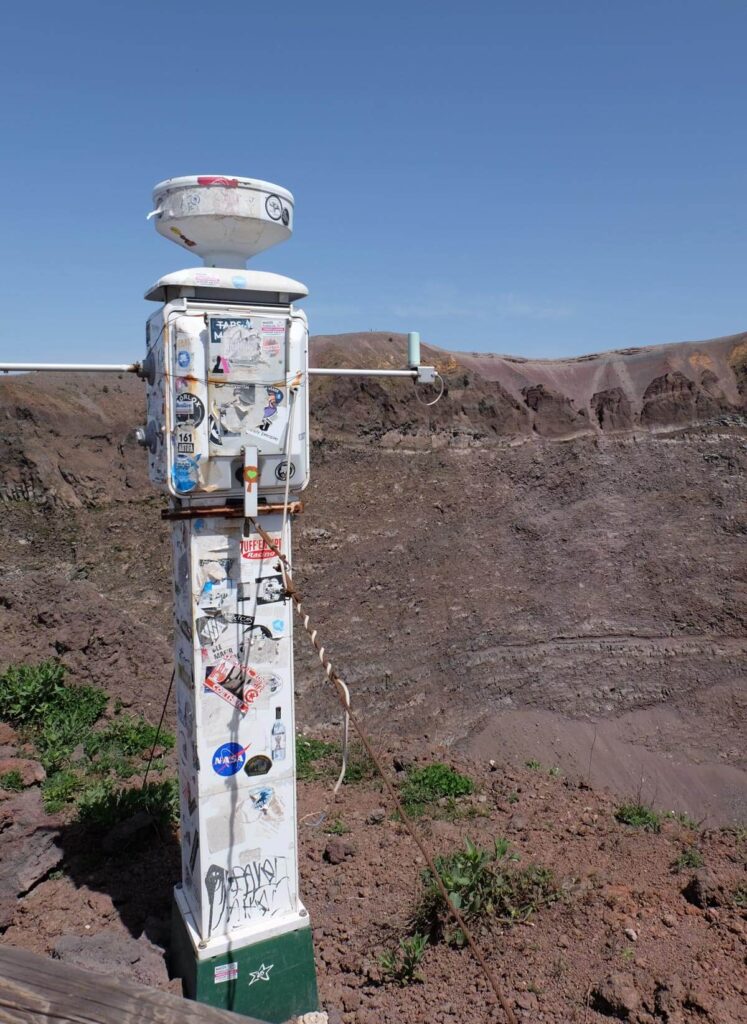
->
248;516;519;1024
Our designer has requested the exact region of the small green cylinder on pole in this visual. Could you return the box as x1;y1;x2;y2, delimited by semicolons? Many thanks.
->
407;331;421;368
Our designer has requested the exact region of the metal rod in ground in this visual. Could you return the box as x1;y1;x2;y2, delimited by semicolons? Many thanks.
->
248;517;519;1024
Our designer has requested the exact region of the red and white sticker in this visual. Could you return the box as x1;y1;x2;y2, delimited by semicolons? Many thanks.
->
240;535;280;561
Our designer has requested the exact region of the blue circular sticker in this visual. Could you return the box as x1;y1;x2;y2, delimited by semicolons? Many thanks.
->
212;742;247;777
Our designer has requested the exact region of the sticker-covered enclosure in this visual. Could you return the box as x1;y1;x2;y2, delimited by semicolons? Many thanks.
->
144;301;309;500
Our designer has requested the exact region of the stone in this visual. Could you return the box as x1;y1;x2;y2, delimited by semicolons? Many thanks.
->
682;868;724;908
592;972;641;1019
509;814;528;832
0;757;46;786
52;929;169;989
624;927;638;942
0;723;19;746
366;808;386;825
0;788;62;927
323;839;355;865
661;912;677;928
516;992;539;1011
655;976;686;1018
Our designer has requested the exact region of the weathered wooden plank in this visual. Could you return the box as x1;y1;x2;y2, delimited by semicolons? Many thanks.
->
0;945;269;1024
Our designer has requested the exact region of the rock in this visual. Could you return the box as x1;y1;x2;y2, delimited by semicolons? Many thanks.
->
0;788;62;927
661;913;677;928
624;927;638;942
366;808;386;825
102;811;155;854
509;814;528;832
0;723;19;746
682;868;724;908
323;839;355;865
325;1011;344;1024
52;929;169;988
655;976;686;1018
592;972;641;1019
685;988;714;1014
0;757;46;786
303;528;331;542
516;992;539;1011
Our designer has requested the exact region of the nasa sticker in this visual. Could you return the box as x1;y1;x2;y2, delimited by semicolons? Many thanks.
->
212;742;247;777
275;461;296;482
175;392;205;427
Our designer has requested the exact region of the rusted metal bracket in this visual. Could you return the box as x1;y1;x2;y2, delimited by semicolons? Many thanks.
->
161;501;304;521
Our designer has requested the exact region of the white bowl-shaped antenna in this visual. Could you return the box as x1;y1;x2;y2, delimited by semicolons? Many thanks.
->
149;175;294;268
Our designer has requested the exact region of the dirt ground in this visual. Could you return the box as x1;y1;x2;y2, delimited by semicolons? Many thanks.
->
0;331;745;1021
2;747;745;1024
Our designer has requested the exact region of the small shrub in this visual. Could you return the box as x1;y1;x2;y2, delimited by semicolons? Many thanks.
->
0;661;68;726
324;817;350;836
525;760;542;770
85;715;174;760
400;763;474;816
413;838;558;945
614;803;662;833
672;847;704;873
378;933;428;986
77;779;179;829
733;883;747;909
0;769;24;792
42;770;81;813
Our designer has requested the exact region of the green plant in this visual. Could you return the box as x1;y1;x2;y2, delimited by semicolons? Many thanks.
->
525;760;542;770
413;838;558;945
614;802;662;833
77;779;179;829
0;769;24;792
324;817;350;836
42;770;81;813
621;946;635;963
672;846;704;872
296;736;338;780
378;933;428;985
0;661;69;726
400;763;474;816
508;792;519;804
733;883;747;909
665;810;700;830
84;714;174;777
548;766;561;778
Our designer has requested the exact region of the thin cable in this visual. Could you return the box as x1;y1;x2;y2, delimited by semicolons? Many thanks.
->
247;518;519;1024
141;668;175;789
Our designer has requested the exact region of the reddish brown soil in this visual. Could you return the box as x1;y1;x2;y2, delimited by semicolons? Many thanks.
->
1;749;745;1023
0;331;745;1020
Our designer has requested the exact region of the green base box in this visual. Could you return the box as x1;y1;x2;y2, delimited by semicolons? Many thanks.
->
171;903;319;1023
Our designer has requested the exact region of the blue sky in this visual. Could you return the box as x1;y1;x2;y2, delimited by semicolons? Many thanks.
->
0;0;745;363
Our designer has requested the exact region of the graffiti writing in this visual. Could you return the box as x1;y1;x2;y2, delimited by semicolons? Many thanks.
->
205;856;291;937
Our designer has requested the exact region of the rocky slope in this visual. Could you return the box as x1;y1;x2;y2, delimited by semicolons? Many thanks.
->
0;332;745;824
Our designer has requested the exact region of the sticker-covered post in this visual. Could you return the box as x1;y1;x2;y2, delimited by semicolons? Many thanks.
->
141;175;317;1022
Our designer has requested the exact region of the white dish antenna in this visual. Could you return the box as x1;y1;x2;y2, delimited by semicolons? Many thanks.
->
149;175;294;268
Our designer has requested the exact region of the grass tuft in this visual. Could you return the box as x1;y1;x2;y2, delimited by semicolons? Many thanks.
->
614;802;662;833
0;769;24;792
413;837;558;945
378;933;428;986
400;763;474;817
77;779;179;829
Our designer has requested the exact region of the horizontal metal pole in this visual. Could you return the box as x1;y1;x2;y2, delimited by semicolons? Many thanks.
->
307;367;417;377
0;363;140;373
